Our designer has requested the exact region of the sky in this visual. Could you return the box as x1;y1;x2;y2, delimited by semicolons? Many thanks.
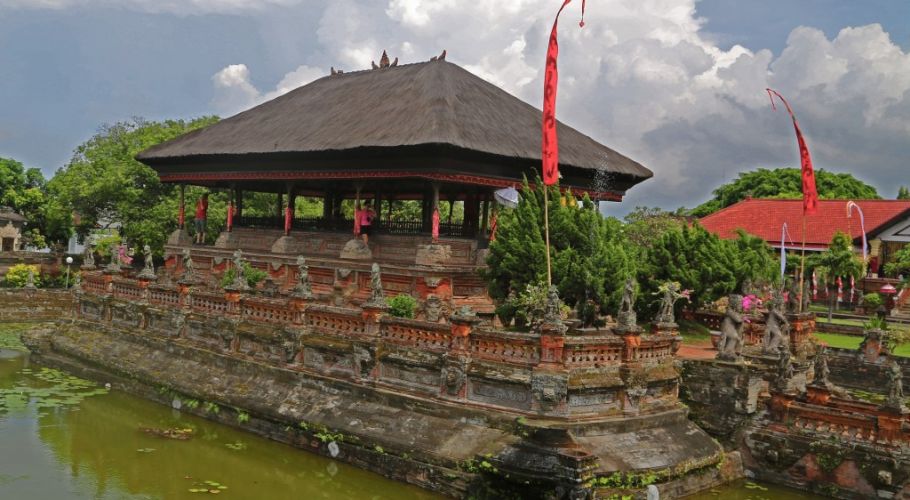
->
0;0;908;215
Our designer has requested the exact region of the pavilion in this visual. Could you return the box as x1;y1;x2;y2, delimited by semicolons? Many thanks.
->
137;53;652;309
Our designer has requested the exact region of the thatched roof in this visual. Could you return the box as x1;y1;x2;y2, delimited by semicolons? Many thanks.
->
138;59;651;195
0;207;26;223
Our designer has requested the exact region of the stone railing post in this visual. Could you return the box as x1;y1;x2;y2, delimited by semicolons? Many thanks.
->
361;303;386;337
224;288;242;317
178;282;193;311
442;309;479;399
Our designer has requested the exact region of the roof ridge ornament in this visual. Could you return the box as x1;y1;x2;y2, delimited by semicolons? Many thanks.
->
430;49;446;62
371;50;398;70
330;66;344;76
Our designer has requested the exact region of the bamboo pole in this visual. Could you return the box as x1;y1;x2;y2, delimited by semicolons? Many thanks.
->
544;185;552;286
798;215;807;313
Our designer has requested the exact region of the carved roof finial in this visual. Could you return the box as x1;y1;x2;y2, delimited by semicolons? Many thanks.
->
431;49;447;62
380;50;390;68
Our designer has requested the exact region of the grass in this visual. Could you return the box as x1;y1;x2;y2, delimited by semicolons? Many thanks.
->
814;332;910;357
678;319;712;344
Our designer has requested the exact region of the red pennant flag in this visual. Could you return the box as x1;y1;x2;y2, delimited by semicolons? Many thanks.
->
766;89;818;215
541;0;585;186
284;205;293;235
489;209;498;242
431;206;440;242
227;201;234;232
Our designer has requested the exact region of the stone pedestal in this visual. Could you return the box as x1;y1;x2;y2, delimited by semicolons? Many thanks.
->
361;303;386;336
787;312;816;359
167;228;192;246
340;239;372;260
415;243;451;266
214;231;241;249
271;235;297;254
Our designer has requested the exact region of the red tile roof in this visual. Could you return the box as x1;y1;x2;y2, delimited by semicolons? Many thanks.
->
699;199;910;250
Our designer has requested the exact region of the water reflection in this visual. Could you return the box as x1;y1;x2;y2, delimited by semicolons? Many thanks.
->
0;349;440;500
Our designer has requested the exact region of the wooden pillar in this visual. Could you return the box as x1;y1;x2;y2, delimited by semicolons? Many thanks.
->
178;184;186;229
285;183;295;236
275;192;283;218
322;188;333;219
236;189;244;219
481;194;490;233
227;186;235;233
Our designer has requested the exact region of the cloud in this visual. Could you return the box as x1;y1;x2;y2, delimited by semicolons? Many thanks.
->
211;63;323;116
208;0;910;208
0;0;305;15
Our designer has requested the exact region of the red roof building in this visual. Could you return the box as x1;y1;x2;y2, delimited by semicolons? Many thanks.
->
699;198;910;252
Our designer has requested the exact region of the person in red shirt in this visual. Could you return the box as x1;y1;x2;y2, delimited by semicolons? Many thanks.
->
357;201;376;245
194;194;208;245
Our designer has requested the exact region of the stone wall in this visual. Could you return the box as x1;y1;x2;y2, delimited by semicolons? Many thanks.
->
679;359;766;443
0;289;73;322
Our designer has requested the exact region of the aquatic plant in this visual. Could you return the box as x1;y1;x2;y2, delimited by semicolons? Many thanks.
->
0;367;108;413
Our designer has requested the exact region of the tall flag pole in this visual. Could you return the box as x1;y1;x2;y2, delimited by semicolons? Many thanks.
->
767;89;818;313
846;201;867;262
541;0;585;285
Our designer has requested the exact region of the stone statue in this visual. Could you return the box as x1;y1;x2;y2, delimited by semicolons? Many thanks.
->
83;244;96;269
741;278;753;297
774;343;794;392
801;279;812;313
73;271;82;290
716;294;745;362
544;285;562;323
292;255;313;299
617;277;637;330
424;294;443;323
655;281;686;326
25;267;36;289
229;249;248;290
365;263;386;307
104;244;121;273
810;347;831;388
762;291;789;355
138;244;156;280
786;280;800;314
181;248;195;281
886;358;905;409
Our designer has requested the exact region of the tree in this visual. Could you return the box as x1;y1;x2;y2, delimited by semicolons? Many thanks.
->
483;181;635;326
809;231;864;321
884;245;910;280
0;157;56;247
690;168;880;217
46;116;219;255
898;186;910;200
622;206;686;250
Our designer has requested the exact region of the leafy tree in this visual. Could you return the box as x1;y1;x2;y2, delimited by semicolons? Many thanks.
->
809;231;863;321
0;157;57;247
483;181;634;326
46;116;219;254
639;224;737;311
622;206;686;250
884;245;910;279
898;186;910;200
690;168;880;217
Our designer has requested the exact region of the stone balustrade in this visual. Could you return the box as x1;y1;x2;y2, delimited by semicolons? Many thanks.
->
75;271;682;418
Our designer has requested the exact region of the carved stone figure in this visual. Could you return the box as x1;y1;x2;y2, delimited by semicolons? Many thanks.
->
353;345;375;379
886;358;905;409
810;347;831;388
180;248;195;281
292;255;313;299
655;281;685;326
786;280;800;314
25;267;36;289
762;292;789;354
365;262;386;307
531;373;568;412
617;277;637;330
544;285;562;323
104;245;121;274
82;244;96;270
424;294;443;323
443;360;466;396
73;271;82;290
774;343;794;392
802;279;812;312
741;278;753;296
228;249;249;290
716;294;745;362
138;244;156;280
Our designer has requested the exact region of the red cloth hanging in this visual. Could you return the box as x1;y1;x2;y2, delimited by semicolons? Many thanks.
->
489;209;498;242
541;0;585;186
284;205;292;235
226;201;234;232
353;207;361;236
766;89;819;215
432;206;440;242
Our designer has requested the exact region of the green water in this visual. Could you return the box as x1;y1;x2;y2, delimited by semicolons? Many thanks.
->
0;347;441;500
685;480;826;499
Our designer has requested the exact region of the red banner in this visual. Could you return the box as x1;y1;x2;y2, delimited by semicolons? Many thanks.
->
766;89;818;215
432;206;440;242
353;205;361;236
541;0;585;186
284;205;292;235
489;209;498;242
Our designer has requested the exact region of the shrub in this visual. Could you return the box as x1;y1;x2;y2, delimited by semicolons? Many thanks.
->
862;292;883;310
388;294;417;319
220;262;268;288
3;264;41;288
